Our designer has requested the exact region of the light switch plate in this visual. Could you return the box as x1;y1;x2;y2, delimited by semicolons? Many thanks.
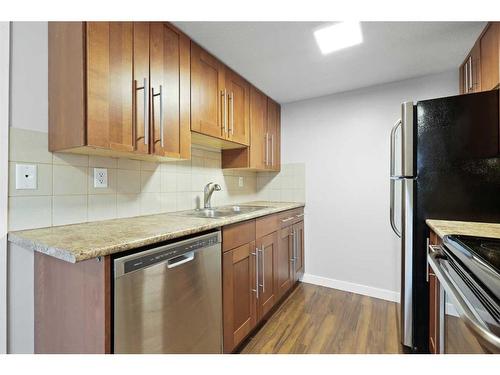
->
238;177;244;187
16;164;37;190
94;168;108;188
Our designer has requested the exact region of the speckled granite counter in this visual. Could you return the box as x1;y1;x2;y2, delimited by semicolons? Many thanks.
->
426;219;500;239
8;201;304;263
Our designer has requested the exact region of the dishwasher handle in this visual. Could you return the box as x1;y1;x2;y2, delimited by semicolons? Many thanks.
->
167;251;195;269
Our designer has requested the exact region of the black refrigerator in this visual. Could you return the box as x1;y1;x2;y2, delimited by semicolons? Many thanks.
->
389;89;500;353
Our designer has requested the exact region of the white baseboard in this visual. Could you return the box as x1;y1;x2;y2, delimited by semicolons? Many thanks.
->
300;273;400;303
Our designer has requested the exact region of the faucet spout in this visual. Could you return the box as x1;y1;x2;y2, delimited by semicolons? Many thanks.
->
203;182;221;209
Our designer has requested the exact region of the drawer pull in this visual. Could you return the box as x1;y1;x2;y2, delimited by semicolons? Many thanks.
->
296;213;304;218
281;217;294;223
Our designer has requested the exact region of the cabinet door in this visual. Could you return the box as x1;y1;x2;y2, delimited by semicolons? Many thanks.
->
470;40;482;93
428;270;441;354
225;69;250;145
249;86;268;169
256;231;278;320
480;22;499;91
132;22;151;155
267;98;281;171
191;43;225;139
150;23;191;159
86;22;135;152
277;226;293;298
222;242;257;353
293;220;305;282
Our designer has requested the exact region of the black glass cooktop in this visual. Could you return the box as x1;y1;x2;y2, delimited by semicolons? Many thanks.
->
444;235;500;301
452;235;500;272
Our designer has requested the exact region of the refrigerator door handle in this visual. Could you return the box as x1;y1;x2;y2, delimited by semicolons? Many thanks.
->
390;119;402;237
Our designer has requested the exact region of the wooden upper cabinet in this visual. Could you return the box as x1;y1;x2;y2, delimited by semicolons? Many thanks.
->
149;23;191;159
267;98;281;171
191;43;225;139
249;86;268;170
49;22;190;161
86;22;134;152
480;22;500;91
222;241;257;353
132;22;150;155
225;69;250;145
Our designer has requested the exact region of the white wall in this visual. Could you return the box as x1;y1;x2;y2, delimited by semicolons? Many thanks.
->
0;21;11;354
282;70;459;298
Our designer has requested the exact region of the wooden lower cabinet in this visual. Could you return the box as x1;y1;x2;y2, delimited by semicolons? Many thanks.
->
293;220;305;282
222;241;257;353
428;228;443;354
277;226;294;298
256;231;278;319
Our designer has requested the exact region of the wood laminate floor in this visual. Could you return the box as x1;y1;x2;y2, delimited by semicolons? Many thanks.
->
241;283;403;354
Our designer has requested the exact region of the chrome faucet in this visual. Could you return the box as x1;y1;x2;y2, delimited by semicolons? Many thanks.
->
203;182;221;209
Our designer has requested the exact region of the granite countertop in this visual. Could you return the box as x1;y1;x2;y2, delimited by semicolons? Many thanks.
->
8;201;304;263
426;219;500;239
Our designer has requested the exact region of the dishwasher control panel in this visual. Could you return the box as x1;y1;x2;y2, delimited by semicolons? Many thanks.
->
115;232;221;277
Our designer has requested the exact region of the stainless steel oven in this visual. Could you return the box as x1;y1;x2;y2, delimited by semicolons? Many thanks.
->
428;235;500;354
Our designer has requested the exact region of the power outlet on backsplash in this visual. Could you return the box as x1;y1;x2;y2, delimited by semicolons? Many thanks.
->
93;168;108;188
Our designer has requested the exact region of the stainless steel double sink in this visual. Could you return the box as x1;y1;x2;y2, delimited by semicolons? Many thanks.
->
176;205;267;219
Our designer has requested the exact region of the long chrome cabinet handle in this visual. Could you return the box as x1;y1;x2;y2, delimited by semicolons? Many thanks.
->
265;133;269;166
281;216;294;223
428;251;500;352
271;134;274;166
465;61;469;93
144;78;149;145
135;78;149;145
152;85;164;148
296;213;304;219
221;89;227;134
468;56;473;90
230;91;234;135
159;85;164;148
251;249;259;299
258;246;265;293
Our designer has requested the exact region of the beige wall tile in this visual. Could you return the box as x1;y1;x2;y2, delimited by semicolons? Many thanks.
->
141;170;161;193
88;194;117;221
88;168;117;195
140;193;163;215
176;173;191;192
161;193;177;212
117;194;141;218
52;195;87;226
161;173;177;193
53;165;88;195
176;159;191;173
117;158;140;170
116;169;141;194
8;196;52;231
9;128;52;164
9;162;52;197
52;152;88;167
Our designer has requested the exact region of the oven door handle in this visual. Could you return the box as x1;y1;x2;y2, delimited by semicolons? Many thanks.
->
428;250;500;353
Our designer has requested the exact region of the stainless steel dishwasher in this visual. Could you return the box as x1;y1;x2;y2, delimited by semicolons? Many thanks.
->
113;231;222;354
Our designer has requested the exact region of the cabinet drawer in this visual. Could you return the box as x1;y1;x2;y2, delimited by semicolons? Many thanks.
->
222;220;256;252
256;214;279;238
278;208;304;228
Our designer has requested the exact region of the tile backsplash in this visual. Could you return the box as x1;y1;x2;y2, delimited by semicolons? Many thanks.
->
8;128;305;231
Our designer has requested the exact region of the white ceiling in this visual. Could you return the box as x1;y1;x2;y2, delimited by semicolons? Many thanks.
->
174;22;486;103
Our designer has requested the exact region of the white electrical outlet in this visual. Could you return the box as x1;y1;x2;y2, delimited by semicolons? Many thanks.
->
16;164;37;190
238;176;244;187
94;168;108;188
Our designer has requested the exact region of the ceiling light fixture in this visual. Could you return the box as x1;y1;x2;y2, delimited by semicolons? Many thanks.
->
314;22;363;55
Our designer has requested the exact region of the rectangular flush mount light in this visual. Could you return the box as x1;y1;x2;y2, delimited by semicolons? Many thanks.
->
314;22;363;55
